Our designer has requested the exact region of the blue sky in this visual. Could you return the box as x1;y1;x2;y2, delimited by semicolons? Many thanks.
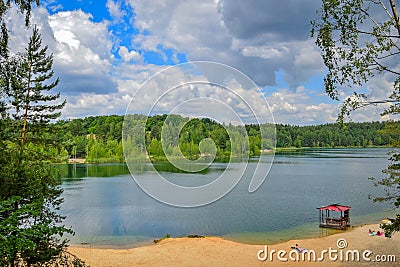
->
46;0;110;21
5;0;395;124
45;0;186;65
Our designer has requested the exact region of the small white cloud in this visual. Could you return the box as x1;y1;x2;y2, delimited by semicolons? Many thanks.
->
49;4;63;12
62;93;131;119
42;0;63;12
240;45;289;59
118;46;142;62
106;0;126;19
266;88;339;125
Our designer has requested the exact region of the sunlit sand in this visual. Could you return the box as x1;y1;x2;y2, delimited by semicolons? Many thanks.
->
68;223;399;266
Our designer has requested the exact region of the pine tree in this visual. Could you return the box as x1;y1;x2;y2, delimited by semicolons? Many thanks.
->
0;26;85;266
9;25;65;149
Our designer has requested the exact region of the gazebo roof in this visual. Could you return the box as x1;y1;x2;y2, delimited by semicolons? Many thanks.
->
317;204;351;212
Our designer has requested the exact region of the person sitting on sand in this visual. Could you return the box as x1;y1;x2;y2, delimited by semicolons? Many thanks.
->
368;229;376;236
376;231;384;236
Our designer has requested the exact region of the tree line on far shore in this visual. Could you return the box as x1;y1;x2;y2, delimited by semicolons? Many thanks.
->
52;114;399;163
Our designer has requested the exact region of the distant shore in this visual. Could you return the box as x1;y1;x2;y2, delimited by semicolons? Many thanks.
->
65;146;392;165
68;223;400;267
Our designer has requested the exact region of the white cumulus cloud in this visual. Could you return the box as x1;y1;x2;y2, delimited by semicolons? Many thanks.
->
118;46;142;62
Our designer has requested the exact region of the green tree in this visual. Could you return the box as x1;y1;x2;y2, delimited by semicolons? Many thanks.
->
312;0;400;236
311;0;400;121
369;122;400;237
10;26;65;148
148;138;164;157
0;26;85;265
294;136;302;148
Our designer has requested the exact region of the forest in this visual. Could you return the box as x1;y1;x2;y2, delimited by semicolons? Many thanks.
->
50;114;399;163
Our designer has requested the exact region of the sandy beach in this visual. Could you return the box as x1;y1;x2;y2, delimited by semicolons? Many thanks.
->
68;223;399;266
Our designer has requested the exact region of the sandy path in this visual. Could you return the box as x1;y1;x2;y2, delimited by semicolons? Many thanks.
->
68;224;399;267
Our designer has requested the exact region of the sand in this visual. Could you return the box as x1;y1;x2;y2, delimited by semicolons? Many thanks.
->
68;224;399;267
68;158;86;164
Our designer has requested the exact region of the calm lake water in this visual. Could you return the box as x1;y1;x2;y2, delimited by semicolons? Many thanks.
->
58;148;396;247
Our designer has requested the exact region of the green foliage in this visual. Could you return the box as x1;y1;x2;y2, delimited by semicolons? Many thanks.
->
312;0;400;237
148;138;164;158
0;23;86;266
311;0;400;122
0;1;40;27
4;25;65;152
57;114;399;163
53;115;125;163
369;121;400;237
0;134;76;266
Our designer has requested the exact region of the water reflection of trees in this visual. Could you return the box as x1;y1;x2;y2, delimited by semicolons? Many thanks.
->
54;164;130;181
54;162;223;182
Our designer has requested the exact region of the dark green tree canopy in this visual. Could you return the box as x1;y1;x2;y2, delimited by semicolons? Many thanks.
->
0;6;86;264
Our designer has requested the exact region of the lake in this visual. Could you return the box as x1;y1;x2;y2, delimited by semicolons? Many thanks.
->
58;148;396;247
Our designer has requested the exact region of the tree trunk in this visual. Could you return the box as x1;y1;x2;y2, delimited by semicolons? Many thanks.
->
389;0;400;36
21;63;32;151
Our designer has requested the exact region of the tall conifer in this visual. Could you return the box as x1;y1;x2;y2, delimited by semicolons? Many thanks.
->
0;26;85;266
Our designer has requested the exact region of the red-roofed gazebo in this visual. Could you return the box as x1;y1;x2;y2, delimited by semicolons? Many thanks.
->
317;204;351;229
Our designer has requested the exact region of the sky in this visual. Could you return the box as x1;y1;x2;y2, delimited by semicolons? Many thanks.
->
3;0;397;125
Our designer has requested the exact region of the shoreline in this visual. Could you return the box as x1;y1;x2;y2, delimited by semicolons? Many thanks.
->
68;223;400;266
65;223;370;250
64;146;393;165
66;210;396;250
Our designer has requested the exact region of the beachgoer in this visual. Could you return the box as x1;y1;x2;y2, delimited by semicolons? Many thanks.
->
295;244;304;252
368;229;376;236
